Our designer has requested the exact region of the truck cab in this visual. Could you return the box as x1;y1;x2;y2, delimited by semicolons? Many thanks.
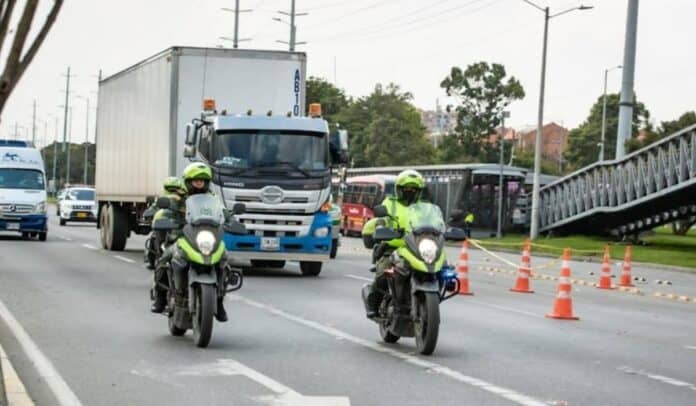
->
185;103;348;276
0;141;48;241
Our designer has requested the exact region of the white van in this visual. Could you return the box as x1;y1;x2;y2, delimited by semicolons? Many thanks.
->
0;141;48;241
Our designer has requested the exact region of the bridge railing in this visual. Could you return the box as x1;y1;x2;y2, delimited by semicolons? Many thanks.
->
539;124;696;232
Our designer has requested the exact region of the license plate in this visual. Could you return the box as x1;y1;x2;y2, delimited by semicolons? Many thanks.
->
260;237;280;251
6;223;19;230
77;212;87;218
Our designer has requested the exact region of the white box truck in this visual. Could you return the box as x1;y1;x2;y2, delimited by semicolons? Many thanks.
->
96;46;347;275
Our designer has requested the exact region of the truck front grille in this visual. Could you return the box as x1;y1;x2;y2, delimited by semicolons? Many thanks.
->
0;204;33;216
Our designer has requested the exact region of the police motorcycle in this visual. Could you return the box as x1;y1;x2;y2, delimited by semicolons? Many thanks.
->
361;202;467;355
143;203;177;270
153;194;246;348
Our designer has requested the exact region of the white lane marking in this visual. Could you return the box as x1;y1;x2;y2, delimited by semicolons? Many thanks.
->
685;346;696;351
232;296;546;406
81;244;97;250
176;359;350;406
58;236;72;241
345;274;371;282
0;298;83;405
617;366;696;391
468;300;540;318
113;255;135;264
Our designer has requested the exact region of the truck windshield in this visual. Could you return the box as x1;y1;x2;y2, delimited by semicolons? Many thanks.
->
0;169;44;190
212;131;328;173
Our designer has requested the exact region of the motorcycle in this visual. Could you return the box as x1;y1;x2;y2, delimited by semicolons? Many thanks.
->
361;202;466;355
143;201;179;270
154;194;247;348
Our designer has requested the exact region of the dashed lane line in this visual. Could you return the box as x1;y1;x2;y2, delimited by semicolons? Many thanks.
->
685;346;696;351
57;236;72;241
617;366;696;391
232;295;546;406
112;255;135;264
0;299;83;405
80;244;97;250
345;274;371;282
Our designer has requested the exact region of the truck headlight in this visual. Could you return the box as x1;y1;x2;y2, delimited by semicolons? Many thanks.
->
418;239;438;264
196;231;217;256
314;227;329;238
34;202;46;214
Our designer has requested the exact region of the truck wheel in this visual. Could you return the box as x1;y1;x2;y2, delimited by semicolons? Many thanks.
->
100;204;128;251
330;239;338;259
39;232;47;242
59;219;66;226
300;261;322;276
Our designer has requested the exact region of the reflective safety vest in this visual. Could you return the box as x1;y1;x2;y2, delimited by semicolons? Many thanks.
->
465;213;474;224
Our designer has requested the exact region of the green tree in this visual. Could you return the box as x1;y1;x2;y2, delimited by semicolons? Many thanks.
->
41;142;96;188
439;62;525;163
565;93;650;170
627;111;696;152
336;83;434;167
305;76;349;132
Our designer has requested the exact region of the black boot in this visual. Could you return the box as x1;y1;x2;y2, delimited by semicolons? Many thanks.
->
366;291;383;319
215;298;228;322
150;290;166;313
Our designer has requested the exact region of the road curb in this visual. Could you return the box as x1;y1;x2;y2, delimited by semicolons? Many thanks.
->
0;344;34;406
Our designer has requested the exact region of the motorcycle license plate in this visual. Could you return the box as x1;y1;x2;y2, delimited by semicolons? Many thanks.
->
6;223;19;230
261;237;280;251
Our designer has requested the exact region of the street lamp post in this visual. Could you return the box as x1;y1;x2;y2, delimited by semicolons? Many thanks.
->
599;65;622;161
522;0;593;240
497;111;510;239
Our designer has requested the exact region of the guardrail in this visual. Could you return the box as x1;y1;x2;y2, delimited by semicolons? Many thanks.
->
539;124;696;235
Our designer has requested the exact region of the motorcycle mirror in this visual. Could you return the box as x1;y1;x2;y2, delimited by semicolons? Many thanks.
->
224;221;247;235
373;205;389;218
444;227;467;241
373;226;400;242
232;203;246;215
156;197;171;209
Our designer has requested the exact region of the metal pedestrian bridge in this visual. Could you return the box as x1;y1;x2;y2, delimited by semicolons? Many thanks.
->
539;124;696;236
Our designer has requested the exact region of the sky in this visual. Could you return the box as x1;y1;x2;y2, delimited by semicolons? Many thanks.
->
1;0;695;148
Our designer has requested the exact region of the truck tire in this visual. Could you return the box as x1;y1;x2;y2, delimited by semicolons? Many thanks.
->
300;261;322;276
100;204;128;251
38;232;47;242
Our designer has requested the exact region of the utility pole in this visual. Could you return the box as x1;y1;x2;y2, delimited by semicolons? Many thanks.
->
83;97;89;185
600;65;622;161
66;107;73;185
497;111;510;239
615;0;639;159
31;100;36;144
220;2;252;48
275;0;307;51
61;66;71;187
52;116;58;192
522;0;593;240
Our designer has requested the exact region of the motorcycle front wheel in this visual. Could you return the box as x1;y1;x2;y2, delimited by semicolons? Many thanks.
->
414;292;440;355
193;284;216;348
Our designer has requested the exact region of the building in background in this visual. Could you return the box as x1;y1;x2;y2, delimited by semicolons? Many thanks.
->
419;101;458;147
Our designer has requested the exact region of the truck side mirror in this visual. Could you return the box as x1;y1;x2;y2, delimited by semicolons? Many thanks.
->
184;123;197;158
183;145;196;158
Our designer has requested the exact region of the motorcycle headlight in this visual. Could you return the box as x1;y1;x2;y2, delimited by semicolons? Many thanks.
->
195;230;217;256
34;202;46;214
418;239;438;264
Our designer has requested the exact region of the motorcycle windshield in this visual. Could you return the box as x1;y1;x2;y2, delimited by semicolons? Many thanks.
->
407;202;445;233
185;194;224;226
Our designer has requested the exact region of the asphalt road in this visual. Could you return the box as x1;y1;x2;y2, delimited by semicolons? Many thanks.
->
1;212;695;406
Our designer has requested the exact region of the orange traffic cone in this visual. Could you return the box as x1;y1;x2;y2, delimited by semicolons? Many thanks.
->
457;240;473;295
510;239;534;293
596;245;616;289
546;248;579;320
619;245;634;287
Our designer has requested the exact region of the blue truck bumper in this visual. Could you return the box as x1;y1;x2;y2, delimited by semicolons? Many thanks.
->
223;212;333;262
0;214;48;233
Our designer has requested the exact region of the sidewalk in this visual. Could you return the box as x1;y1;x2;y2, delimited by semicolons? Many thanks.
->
0;344;34;406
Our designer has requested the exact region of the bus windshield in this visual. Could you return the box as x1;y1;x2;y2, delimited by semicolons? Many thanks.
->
0;169;44;190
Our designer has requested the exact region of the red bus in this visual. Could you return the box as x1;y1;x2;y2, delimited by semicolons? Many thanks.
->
340;175;396;236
